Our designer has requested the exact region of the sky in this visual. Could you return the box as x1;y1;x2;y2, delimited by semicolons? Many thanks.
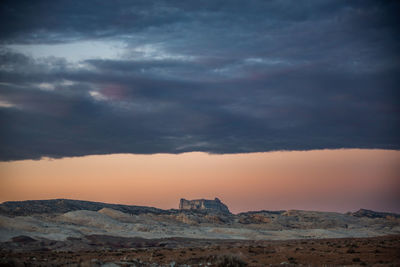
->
1;150;399;213
0;1;399;212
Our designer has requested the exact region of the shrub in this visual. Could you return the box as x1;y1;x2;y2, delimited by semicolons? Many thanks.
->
215;254;247;267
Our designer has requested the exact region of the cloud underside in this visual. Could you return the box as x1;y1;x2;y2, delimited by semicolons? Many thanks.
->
0;0;399;160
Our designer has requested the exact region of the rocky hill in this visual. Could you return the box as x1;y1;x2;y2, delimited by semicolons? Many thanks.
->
179;198;230;214
0;199;168;216
349;208;400;219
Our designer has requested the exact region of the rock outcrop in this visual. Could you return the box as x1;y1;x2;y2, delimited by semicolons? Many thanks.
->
179;197;231;214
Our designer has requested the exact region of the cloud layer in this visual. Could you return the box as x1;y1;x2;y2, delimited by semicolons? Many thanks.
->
0;0;399;160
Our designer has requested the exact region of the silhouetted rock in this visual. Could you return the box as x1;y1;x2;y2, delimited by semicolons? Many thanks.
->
179;198;231;214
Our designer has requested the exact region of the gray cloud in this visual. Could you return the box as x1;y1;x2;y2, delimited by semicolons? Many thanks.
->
0;0;399;160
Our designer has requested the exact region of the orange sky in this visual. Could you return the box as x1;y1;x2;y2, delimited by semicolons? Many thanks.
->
0;149;399;214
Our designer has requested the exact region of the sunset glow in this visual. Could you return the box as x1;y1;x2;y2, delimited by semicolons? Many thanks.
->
1;149;399;214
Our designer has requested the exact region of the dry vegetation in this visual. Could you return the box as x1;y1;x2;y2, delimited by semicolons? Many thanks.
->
1;235;399;266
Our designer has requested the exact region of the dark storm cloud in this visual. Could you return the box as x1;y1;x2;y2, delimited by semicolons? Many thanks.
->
0;0;399;160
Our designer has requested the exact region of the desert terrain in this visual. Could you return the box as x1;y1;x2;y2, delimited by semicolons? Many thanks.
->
0;198;399;266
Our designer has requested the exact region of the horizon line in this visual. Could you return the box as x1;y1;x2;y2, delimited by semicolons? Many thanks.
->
1;197;398;215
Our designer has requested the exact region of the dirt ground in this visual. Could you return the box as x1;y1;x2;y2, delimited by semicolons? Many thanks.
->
1;235;399;266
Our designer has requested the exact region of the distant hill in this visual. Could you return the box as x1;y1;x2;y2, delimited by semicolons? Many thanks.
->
349;209;400;219
1;199;399;221
0;199;169;216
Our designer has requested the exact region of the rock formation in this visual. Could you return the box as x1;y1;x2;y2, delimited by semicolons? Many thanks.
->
179;197;231;214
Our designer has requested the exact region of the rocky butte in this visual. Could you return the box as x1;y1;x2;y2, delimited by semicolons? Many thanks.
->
179;197;231;214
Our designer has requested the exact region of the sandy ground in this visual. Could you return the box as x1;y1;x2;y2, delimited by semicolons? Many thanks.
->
1;235;399;266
